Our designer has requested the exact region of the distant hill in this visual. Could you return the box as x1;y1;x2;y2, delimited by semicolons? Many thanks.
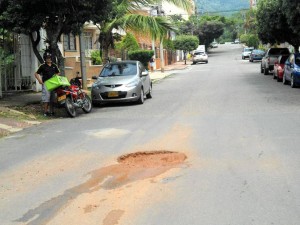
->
195;0;250;15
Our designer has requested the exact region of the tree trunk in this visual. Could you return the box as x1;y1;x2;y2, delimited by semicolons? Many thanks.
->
29;31;43;64
46;24;65;76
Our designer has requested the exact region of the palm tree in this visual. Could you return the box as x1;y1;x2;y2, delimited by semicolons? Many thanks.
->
97;0;193;65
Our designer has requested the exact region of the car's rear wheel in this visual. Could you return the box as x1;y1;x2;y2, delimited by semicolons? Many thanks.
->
277;75;281;82
260;65;264;73
264;68;269;75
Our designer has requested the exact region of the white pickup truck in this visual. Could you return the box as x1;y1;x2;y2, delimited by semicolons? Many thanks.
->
261;48;290;75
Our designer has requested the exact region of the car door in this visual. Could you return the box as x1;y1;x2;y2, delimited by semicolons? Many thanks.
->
139;62;150;93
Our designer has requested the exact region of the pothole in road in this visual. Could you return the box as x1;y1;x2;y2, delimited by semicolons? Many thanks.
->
16;151;187;225
118;150;187;168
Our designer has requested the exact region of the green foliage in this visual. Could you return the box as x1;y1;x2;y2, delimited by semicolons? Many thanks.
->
128;50;154;68
173;35;199;52
239;34;248;43
247;34;259;48
0;0;114;68
281;0;300;35
118;33;139;51
90;50;102;65
197;20;224;49
240;34;259;48
164;39;175;50
256;0;299;49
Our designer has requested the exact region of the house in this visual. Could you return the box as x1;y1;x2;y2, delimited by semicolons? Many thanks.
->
0;22;102;93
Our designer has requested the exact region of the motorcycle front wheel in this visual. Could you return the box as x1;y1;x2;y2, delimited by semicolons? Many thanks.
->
65;97;77;117
82;95;92;113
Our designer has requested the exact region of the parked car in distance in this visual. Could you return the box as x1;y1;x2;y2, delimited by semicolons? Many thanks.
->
261;47;290;75
249;49;265;62
283;53;300;88
192;50;208;64
273;55;289;82
242;47;254;59
210;42;218;48
91;60;152;105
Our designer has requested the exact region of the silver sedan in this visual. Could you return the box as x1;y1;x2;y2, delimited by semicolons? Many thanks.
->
91;60;152;106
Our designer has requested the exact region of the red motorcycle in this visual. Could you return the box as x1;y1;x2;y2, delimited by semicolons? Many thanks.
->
55;79;92;117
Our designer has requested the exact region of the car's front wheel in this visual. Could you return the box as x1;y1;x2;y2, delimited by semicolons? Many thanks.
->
291;74;296;88
146;85;152;99
283;73;288;85
137;88;144;104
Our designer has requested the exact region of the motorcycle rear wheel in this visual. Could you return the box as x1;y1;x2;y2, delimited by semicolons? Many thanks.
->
65;97;77;117
82;95;92;113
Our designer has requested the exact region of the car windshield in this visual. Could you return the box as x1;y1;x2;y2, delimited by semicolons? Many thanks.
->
253;50;264;54
244;48;253;52
100;63;137;77
269;48;289;55
194;51;205;55
295;55;300;66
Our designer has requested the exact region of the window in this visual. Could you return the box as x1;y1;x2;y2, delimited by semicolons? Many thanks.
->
64;33;76;51
84;32;93;50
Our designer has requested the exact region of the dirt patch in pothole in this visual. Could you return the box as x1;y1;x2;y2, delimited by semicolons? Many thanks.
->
118;150;187;168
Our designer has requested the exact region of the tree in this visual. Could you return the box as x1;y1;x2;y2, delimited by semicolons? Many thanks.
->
281;0;300;52
96;0;192;65
120;33;139;51
256;0;300;52
173;35;198;64
178;15;225;49
0;0;113;74
196;21;224;49
240;33;259;48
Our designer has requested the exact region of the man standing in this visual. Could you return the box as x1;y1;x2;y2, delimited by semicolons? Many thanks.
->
34;52;60;116
149;56;155;72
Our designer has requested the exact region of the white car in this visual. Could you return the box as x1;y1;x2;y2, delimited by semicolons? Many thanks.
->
192;51;208;64
242;47;254;60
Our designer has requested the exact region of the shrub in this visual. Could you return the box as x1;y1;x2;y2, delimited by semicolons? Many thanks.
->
90;50;102;65
128;50;154;68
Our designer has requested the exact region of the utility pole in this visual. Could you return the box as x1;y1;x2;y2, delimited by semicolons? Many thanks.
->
158;2;165;73
79;32;87;90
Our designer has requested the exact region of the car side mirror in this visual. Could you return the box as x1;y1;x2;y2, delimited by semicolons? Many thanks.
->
92;76;98;80
141;71;149;76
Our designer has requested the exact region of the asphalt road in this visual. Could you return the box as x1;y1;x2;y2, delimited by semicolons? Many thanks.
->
0;43;300;225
